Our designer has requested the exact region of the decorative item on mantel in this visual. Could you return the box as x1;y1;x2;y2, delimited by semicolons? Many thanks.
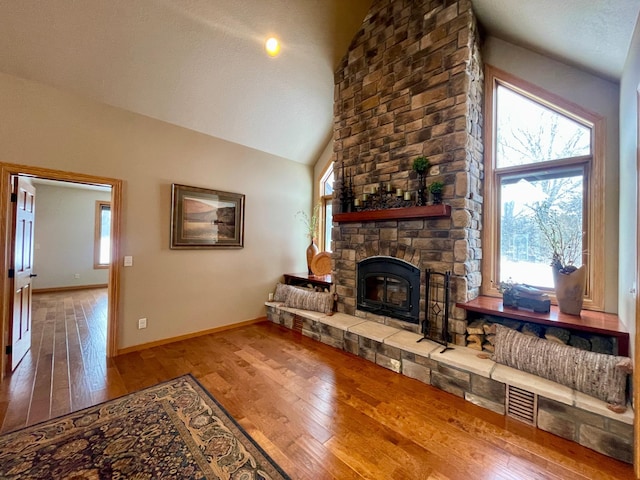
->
412;156;430;206
296;203;320;275
429;181;444;205
338;162;355;213
354;181;411;211
339;155;450;215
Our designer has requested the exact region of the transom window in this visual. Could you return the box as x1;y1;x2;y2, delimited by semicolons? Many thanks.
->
483;66;605;310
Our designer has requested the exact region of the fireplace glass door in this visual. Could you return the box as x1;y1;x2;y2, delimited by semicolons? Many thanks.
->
357;256;420;323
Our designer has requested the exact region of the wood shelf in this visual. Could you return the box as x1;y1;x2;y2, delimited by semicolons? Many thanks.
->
283;272;332;289
333;204;451;223
458;296;629;356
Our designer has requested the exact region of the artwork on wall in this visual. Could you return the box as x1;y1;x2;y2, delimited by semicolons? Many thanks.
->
170;184;245;249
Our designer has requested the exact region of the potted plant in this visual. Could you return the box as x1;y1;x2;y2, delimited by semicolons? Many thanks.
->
412;156;430;205
412;156;430;174
429;181;444;204
530;202;585;315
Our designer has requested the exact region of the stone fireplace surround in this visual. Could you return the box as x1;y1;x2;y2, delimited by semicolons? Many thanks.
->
331;0;483;345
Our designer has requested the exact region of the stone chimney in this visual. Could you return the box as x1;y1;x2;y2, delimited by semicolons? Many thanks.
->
331;0;484;344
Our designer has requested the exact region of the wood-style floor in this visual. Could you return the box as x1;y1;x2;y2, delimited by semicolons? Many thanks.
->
0;290;635;479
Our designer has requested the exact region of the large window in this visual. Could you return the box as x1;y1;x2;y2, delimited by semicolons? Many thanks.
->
94;201;111;268
483;66;605;310
319;163;334;252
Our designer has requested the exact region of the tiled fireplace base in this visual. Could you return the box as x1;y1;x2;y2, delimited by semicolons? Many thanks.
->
265;302;634;463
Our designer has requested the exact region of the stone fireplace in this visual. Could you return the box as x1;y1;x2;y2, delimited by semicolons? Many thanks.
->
331;0;484;343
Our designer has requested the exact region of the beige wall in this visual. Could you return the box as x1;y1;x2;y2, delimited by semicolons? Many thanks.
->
619;19;640;354
483;36;621;314
0;72;313;350
33;183;111;289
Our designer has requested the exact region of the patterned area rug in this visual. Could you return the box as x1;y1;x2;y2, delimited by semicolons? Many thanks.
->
0;375;290;479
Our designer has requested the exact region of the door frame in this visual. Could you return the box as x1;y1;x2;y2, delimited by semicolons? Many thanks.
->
635;89;640;478
0;162;122;382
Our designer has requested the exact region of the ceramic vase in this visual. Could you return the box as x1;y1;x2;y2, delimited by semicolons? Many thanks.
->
553;265;586;315
306;240;319;275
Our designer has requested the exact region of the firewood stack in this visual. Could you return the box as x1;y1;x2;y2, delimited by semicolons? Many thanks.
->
465;320;496;352
464;318;615;355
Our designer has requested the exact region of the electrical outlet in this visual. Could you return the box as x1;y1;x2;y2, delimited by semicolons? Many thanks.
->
138;318;147;329
74;273;80;279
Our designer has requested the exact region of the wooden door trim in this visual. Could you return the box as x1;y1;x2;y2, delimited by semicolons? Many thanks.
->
0;162;122;382
635;89;640;479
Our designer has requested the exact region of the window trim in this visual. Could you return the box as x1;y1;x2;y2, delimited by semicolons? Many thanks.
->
94;200;111;269
319;162;334;252
481;65;605;311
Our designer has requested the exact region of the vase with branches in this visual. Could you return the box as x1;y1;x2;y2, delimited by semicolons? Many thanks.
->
296;203;321;274
529;200;585;314
530;201;582;273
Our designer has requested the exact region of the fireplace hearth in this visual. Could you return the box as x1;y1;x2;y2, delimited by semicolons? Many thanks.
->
357;256;420;324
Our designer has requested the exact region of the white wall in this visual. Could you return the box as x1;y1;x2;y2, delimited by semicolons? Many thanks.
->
483;36;621;314
33;183;110;289
619;18;640;355
0;72;313;350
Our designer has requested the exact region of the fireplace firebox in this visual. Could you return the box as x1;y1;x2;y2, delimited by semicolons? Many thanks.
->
357;257;420;324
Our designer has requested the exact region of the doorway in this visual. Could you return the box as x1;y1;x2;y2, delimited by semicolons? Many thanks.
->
0;163;122;382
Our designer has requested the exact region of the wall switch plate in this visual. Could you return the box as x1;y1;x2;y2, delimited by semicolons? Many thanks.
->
124;256;133;267
138;318;147;329
74;273;80;279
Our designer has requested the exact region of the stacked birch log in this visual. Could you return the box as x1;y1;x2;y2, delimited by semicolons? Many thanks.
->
465;317;615;355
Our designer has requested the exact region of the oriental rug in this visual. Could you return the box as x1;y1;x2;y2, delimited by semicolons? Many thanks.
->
0;375;290;480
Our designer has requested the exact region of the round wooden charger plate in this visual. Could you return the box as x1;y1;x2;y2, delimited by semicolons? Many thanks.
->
310;252;331;275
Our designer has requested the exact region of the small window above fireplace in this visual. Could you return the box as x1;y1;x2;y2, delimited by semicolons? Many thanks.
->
357;256;420;324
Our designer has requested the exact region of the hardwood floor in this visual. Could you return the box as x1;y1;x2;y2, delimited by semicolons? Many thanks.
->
0;288;123;432
0;290;635;479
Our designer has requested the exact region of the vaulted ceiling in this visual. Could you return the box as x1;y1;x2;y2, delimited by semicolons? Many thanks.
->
1;1;638;166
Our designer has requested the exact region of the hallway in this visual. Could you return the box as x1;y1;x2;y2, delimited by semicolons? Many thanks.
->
0;288;126;433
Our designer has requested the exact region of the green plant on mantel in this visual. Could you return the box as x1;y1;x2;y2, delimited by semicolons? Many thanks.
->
429;181;444;194
412;156;430;174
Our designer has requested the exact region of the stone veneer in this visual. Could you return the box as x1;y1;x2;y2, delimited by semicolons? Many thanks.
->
332;0;484;342
265;303;634;463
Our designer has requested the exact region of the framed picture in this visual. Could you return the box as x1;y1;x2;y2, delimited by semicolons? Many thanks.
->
170;184;245;249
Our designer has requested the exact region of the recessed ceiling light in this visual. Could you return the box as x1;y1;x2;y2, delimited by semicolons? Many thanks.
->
265;37;280;57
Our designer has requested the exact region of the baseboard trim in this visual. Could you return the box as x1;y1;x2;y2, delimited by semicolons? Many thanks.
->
33;284;108;294
116;317;268;355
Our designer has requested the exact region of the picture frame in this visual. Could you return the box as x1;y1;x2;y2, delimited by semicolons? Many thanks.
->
170;184;245;249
